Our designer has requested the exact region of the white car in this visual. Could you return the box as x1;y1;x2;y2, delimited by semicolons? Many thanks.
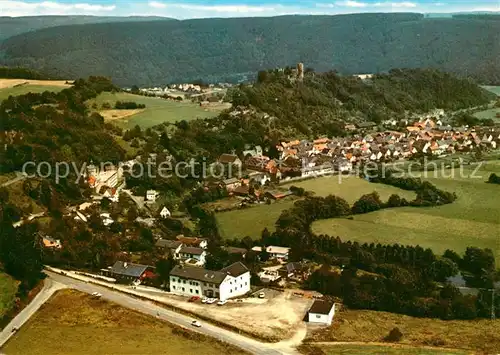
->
206;298;217;304
191;320;202;328
201;297;208;304
217;299;227;306
92;292;102;298
258;292;265;299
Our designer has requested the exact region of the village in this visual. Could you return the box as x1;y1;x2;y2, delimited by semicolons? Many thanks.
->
28;108;500;338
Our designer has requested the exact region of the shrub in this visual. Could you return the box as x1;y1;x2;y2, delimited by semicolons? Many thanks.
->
384;327;403;342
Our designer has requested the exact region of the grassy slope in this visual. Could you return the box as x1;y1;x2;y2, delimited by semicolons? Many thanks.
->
310;309;500;354
312;163;500;260
88;92;221;129
0;272;18;319
474;107;500;121
481;86;500;95
3;289;246;355
318;345;470;355
216;176;416;240
0;85;65;101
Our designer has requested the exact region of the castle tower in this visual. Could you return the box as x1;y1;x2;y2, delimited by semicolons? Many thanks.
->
297;62;304;81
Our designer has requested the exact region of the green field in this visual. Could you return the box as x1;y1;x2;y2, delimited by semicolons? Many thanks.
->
312;163;500;261
216;176;416;240
0;271;18;319
0;85;65;101
89;92;224;128
474;107;500;121
3;289;246;355
481;85;500;96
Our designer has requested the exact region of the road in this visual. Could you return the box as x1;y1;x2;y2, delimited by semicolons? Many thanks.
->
0;278;65;348
44;271;297;354
1;172;27;187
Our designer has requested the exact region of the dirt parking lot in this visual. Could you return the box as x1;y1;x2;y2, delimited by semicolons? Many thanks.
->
156;290;313;340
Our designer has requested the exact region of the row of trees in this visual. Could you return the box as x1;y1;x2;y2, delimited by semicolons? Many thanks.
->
115;101;146;109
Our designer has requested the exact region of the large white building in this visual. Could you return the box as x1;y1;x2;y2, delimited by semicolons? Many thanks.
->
169;262;251;301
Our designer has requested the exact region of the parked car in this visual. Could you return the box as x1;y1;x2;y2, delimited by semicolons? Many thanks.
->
191;320;202;328
188;296;200;302
206;298;217;304
92;292;102;298
217;299;227;306
201;297;208;303
11;327;18;333
258;292;265;299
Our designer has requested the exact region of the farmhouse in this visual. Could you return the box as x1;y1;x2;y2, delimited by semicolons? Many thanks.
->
40;235;62;249
169;262;250;300
160;206;171;218
308;300;336;325
146;190;159;202
155;239;183;258
252;245;290;260
103;261;155;285
179;246;207;266
218;154;242;168
176;235;208;249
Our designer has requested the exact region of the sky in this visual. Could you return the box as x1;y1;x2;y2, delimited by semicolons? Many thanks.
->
0;0;499;18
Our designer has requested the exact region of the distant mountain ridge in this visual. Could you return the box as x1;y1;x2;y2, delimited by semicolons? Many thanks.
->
0;15;175;41
0;13;498;86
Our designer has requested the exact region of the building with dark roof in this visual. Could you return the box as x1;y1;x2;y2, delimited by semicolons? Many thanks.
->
169;262;251;301
308;300;336;325
179;246;207;266
155;239;183;258
103;261;155;284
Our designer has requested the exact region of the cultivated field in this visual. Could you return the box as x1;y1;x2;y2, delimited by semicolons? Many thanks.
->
0;271;18;319
312;163;500;262
3;289;247;355
308;309;500;354
216;176;416;240
0;79;71;100
88;92;228;128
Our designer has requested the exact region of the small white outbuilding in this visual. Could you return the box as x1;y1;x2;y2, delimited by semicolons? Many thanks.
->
308;300;336;325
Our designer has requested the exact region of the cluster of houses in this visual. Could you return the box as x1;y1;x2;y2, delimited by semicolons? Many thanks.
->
210;117;500;189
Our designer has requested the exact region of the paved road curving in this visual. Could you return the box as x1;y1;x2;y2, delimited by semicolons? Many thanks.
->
0;278;66;349
45;271;299;354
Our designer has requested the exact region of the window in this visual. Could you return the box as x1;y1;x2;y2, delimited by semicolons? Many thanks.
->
195;290;199;294
316;315;321;319
171;278;176;282
245;282;247;285
190;289;193;293
204;282;207;286
182;287;185;292
172;286;176;289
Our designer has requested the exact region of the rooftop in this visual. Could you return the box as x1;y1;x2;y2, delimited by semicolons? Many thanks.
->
180;246;205;255
170;265;227;284
155;239;182;249
309;300;335;315
109;261;149;278
220;262;249;277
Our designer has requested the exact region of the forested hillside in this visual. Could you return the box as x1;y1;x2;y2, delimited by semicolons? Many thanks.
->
159;68;495;160
0;13;498;86
0;76;125;173
0;15;173;41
